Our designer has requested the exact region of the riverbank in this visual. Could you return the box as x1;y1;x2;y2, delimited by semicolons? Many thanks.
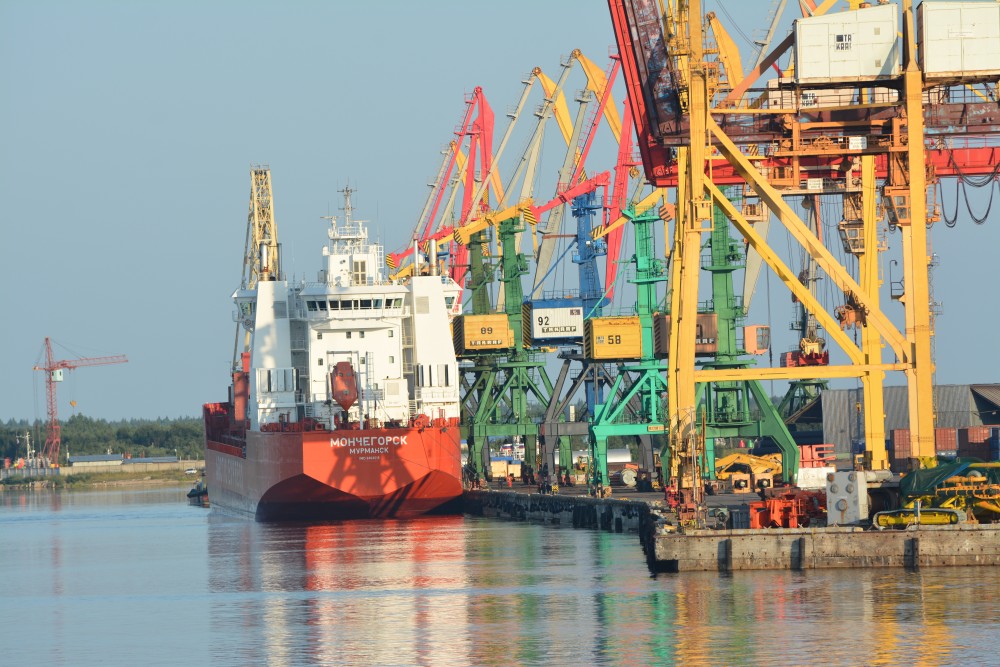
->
0;467;204;491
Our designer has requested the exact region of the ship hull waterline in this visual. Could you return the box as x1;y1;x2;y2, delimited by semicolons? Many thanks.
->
206;425;463;521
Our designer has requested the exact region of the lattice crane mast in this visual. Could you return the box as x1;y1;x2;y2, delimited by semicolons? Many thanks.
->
233;165;281;372
33;337;128;466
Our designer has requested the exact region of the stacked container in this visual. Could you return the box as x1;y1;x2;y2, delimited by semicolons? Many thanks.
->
935;427;958;459
889;428;910;471
958;426;993;459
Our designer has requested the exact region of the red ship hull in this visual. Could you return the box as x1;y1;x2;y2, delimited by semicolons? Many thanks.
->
205;420;463;521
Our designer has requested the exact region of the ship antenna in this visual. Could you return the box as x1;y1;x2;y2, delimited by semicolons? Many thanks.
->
339;184;354;225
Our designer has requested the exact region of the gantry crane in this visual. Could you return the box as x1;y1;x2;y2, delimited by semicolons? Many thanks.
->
610;0;1000;481
32;337;128;466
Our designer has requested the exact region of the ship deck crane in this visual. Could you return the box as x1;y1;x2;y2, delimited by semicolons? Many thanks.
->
33;337;128;466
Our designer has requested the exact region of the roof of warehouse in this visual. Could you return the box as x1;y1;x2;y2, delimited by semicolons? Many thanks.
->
971;384;1000;409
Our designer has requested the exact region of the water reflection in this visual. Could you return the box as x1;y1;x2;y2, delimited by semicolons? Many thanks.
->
208;515;472;666
205;514;1000;667
2;490;999;666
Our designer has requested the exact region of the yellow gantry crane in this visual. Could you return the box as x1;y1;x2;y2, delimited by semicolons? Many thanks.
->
608;0;992;481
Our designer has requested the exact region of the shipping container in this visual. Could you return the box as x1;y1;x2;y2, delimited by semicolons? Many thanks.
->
958;426;993;455
522;299;585;346
960;443;991;460
652;313;718;357
934;427;957;452
452;314;513;355
958;426;991;458
794;3;900;84
918;1;1000;80
584;316;642;360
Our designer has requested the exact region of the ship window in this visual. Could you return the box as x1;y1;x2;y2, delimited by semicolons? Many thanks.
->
373;299;383;308
392;298;403;308
317;358;323;366
329;300;339;310
360;299;372;309
318;300;328;311
361;358;366;365
352;260;367;285
317;332;323;340
388;330;393;338
360;331;365;338
336;300;349;310
346;331;352;339
389;356;394;363
307;300;317;311
445;297;455;309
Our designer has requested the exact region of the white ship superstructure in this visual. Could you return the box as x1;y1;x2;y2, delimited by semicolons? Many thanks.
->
235;187;462;432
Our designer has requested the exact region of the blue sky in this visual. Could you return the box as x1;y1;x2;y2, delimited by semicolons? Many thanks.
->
1;1;995;421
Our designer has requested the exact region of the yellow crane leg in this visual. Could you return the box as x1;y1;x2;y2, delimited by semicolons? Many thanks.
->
860;155;888;470
901;0;936;463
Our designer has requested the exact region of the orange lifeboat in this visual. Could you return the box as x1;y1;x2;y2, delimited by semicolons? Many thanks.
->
331;362;358;411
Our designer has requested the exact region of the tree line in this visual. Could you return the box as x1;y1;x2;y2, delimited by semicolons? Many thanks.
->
1;415;204;464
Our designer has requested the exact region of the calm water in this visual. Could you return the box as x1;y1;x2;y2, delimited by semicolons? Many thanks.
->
1;489;998;667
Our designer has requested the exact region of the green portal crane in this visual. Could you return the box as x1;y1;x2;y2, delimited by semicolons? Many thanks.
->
695;196;800;483
588;204;669;493
459;214;562;482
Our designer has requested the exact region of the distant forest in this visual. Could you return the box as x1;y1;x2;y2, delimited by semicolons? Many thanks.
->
1;415;204;464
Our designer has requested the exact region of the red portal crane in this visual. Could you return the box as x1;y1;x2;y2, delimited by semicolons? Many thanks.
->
32;337;128;466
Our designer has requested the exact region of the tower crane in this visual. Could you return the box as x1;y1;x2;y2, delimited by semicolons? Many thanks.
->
32;337;128;466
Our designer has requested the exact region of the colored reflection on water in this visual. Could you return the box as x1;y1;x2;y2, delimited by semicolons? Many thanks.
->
2;488;998;667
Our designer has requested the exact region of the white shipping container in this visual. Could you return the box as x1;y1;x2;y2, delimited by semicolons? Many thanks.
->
794;3;900;84
918;1;1000;79
529;305;585;340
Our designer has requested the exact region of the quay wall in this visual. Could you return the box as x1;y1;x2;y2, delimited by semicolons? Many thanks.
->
461;490;1000;574
654;524;1000;572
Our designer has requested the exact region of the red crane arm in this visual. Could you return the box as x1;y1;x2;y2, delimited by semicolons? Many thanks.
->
532;171;611;219
39;354;129;372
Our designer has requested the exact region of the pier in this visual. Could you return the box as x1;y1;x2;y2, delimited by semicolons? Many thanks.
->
462;488;1000;573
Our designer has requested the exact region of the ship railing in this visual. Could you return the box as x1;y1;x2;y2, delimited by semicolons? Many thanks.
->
290;337;308;351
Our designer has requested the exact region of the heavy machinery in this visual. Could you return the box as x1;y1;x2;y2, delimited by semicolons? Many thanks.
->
875;461;1000;527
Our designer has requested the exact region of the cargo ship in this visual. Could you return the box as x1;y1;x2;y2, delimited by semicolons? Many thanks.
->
203;183;464;520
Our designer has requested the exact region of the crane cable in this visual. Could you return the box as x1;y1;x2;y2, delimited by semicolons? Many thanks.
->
939;150;1000;226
